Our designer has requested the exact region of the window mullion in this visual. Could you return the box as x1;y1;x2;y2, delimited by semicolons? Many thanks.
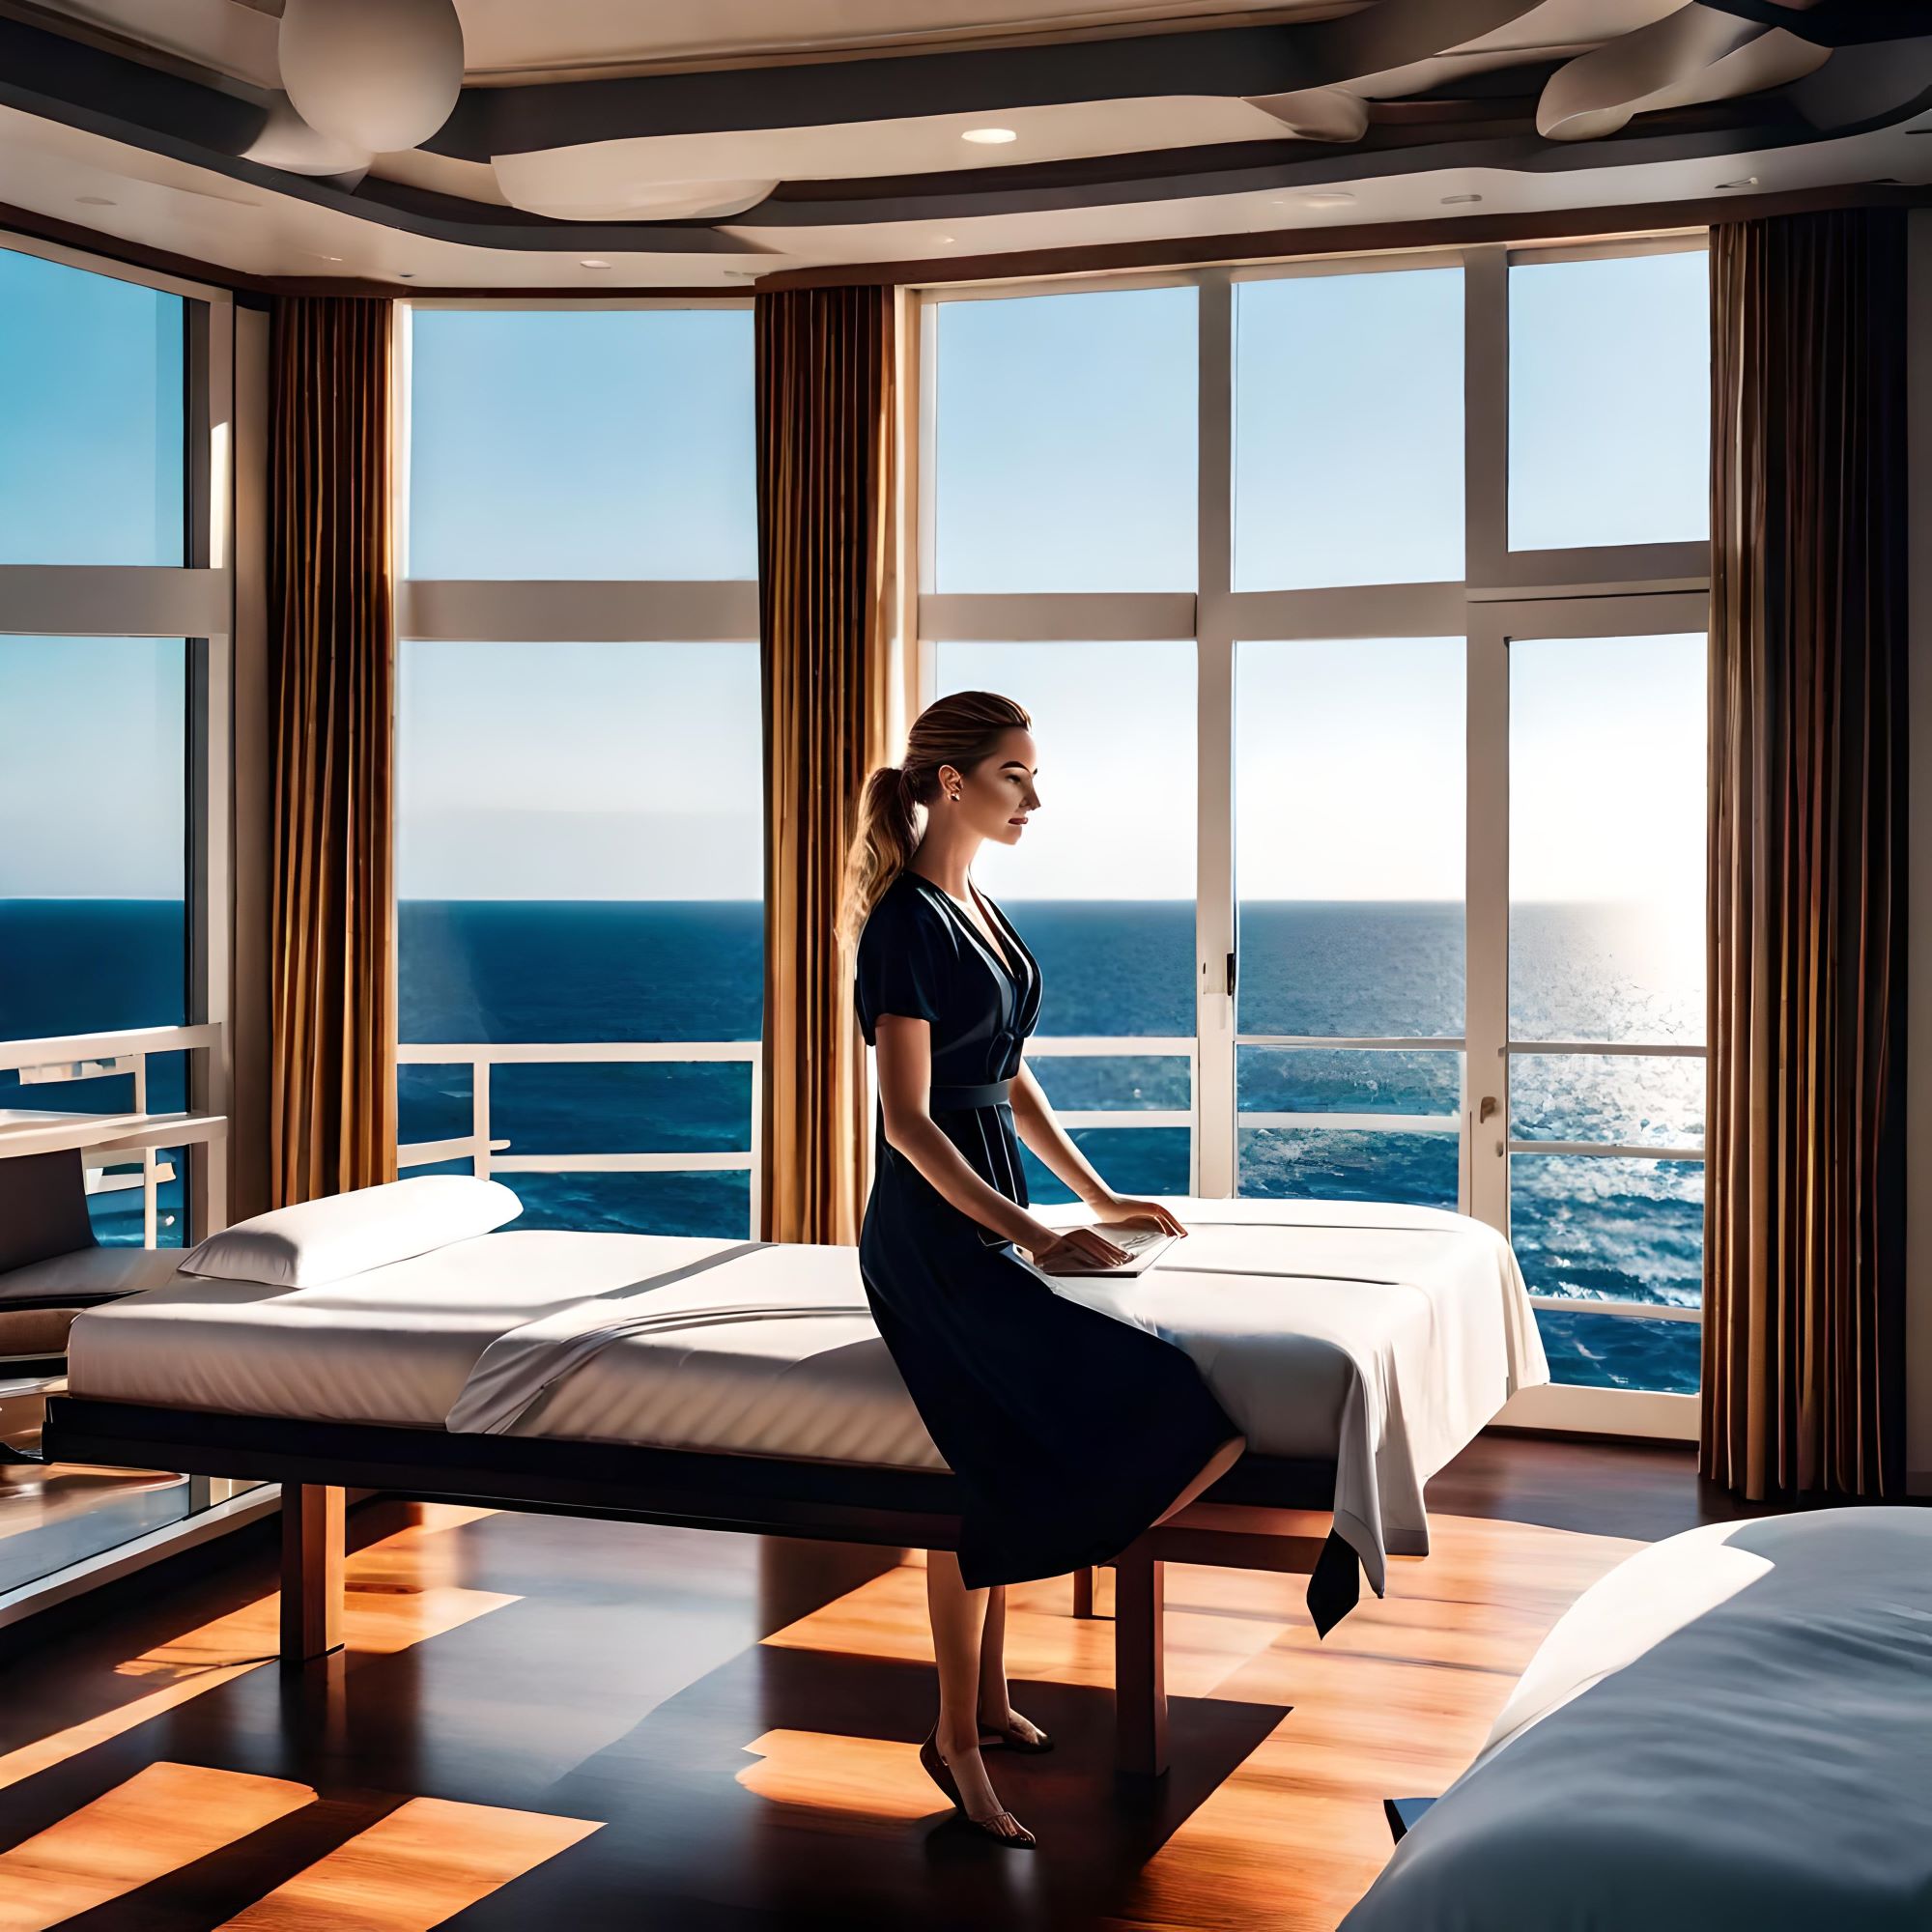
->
1196;270;1236;1197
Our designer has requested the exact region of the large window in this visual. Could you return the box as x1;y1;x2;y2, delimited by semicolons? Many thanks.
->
0;240;235;1601
919;241;1712;1425
396;304;762;1238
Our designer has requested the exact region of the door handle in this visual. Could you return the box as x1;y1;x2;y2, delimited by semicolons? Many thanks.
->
1477;1095;1499;1122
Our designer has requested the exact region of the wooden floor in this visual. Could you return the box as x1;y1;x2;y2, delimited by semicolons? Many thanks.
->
0;1434;1752;1931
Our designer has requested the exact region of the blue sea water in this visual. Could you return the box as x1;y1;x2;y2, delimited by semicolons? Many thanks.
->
1;897;1702;1394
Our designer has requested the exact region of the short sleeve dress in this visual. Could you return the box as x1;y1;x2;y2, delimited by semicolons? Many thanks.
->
853;866;1237;1589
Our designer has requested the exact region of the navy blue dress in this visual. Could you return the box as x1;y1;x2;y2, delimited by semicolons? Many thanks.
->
854;866;1237;1590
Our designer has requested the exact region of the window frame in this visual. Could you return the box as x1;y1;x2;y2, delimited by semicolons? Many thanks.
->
0;232;234;1250
913;239;1712;1439
393;298;765;1238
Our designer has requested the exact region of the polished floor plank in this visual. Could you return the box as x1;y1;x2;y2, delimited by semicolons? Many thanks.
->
0;1761;314;1932
0;1437;1725;1930
215;1794;601;1930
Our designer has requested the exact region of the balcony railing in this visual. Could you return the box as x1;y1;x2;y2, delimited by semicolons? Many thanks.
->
0;1024;226;1249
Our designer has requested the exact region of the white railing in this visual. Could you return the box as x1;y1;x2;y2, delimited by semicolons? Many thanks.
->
0;1024;226;1248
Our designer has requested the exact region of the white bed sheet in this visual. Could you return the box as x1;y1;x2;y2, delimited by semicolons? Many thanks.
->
67;1196;1547;1600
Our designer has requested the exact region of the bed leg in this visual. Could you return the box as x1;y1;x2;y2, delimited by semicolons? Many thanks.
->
1072;1565;1097;1619
280;1483;344;1666
1113;1542;1168;1778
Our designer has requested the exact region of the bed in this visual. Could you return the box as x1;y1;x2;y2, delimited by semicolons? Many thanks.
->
1341;1509;1932;1928
42;1180;1547;1775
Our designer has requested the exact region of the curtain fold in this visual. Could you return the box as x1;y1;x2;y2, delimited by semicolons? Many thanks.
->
755;286;896;1244
1703;209;1908;1500
266;296;398;1207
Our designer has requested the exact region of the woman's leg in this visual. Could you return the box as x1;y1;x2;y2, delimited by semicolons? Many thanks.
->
974;1585;1047;1747
926;1551;1028;1837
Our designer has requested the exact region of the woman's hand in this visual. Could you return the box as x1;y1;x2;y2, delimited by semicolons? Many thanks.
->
1087;1194;1189;1237
1021;1223;1133;1273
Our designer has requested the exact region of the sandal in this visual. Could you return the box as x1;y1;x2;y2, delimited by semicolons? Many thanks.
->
978;1711;1054;1754
919;1725;1037;1848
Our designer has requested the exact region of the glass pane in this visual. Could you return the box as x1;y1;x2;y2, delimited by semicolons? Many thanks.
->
1020;1126;1189;1205
1235;267;1463;588
1508;249;1709;552
398;1061;473;1150
934;287;1196;590
86;1142;187;1249
506;1170;751;1239
407;308;755;579
1535;1307;1700;1395
1238;1046;1461;1118
494;1061;753;1155
1511;1052;1704;1150
397;640;763;1235
0;246;185;565
1511;1152;1702;1312
1239;1125;1458;1210
1029;1054;1189;1113
933;642;1195;1035
0;639;187;1045
1509;634;1704;1043
1236;639;1463;1037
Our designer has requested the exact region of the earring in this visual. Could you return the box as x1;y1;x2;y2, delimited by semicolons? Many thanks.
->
949;790;960;803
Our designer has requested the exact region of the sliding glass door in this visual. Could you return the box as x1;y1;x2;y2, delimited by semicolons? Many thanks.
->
917;237;1713;1431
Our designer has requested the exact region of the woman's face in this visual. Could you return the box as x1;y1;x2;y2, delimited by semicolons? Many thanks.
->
942;726;1040;847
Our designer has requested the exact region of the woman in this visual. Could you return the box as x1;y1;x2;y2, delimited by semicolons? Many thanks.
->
838;689;1247;1849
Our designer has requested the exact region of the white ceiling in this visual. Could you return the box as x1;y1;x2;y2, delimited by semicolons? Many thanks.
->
0;0;1925;290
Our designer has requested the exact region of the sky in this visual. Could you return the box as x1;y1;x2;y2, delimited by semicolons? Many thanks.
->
5;243;1709;909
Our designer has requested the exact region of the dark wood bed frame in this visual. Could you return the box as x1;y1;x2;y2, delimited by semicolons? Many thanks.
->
43;1394;1339;1776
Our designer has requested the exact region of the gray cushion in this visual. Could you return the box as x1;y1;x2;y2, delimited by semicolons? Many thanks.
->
0;1151;98;1274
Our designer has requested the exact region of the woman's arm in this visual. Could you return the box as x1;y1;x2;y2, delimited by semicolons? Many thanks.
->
1008;1056;1116;1206
874;1014;1056;1249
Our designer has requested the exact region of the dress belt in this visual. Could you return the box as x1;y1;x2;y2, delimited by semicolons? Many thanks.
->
927;1078;1013;1111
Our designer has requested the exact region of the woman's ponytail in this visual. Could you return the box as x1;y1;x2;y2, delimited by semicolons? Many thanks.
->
837;689;1031;959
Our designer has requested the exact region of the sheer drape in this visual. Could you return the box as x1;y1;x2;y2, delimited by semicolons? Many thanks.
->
266;296;398;1205
1703;210;1908;1499
755;286;896;1242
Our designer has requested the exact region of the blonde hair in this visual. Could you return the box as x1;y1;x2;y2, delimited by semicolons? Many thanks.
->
837;690;1032;957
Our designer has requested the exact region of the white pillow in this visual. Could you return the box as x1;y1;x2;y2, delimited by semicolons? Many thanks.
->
180;1176;523;1288
0;1245;186;1303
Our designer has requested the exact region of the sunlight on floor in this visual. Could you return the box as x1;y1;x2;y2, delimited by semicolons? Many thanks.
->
216;1794;601;1930
0;1504;515;1793
0;1761;315;1932
737;1729;952;1820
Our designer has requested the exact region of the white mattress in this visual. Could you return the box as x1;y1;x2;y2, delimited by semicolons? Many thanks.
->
67;1195;1547;1598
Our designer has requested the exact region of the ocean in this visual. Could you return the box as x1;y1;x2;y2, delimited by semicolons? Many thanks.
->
1;897;1703;1394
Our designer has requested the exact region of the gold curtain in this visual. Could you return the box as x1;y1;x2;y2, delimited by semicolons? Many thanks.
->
266;296;398;1206
755;286;896;1243
1704;210;1908;1499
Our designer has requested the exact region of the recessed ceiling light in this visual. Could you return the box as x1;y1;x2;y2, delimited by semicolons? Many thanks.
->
316;252;344;263
961;127;1017;145
398;271;416;279
581;257;611;269
1298;190;1356;209
935;234;956;244
76;194;116;207
1441;192;1483;206
1717;175;1759;189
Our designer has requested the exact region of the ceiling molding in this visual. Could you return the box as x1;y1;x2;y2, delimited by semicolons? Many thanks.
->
750;179;1932;290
